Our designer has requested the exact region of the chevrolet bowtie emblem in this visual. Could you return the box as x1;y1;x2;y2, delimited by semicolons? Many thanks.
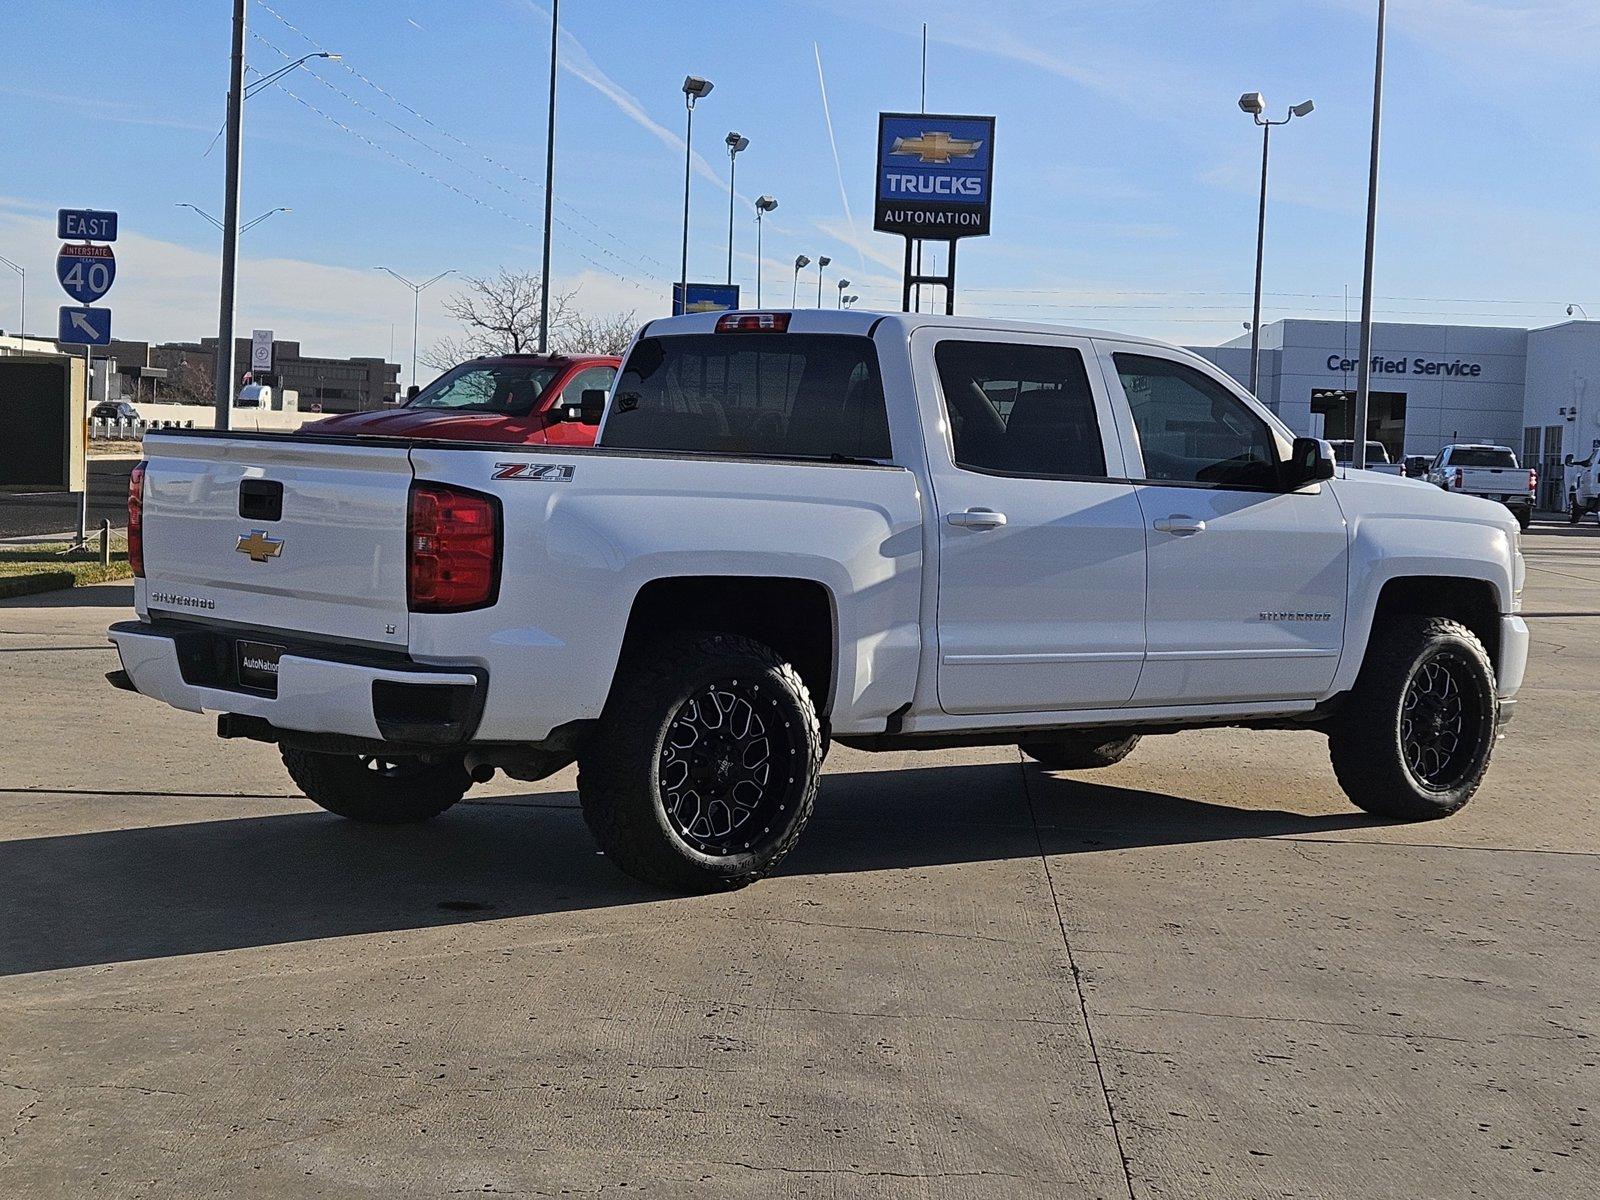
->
235;530;284;562
890;131;983;163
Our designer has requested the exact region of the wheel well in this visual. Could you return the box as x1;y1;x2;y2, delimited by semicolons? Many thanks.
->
1371;576;1501;668
619;576;836;712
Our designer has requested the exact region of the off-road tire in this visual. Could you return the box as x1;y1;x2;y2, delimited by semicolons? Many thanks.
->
578;632;822;892
1020;732;1142;771
1571;494;1583;525
282;747;471;823
1328;615;1497;820
1515;509;1531;531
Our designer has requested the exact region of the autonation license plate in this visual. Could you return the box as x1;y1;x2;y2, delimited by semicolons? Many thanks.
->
237;639;283;694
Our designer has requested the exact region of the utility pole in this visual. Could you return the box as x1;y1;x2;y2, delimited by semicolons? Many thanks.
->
213;0;247;430
1352;0;1386;472
537;0;558;353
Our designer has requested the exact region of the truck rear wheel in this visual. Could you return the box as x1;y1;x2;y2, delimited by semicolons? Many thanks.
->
1571;494;1584;525
578;632;822;892
1020;732;1141;771
1328;616;1497;820
281;747;471;823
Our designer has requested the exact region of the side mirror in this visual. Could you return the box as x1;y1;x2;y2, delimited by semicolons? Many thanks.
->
553;403;583;424
579;388;608;424
1284;436;1335;490
405;385;420;402
1565;454;1575;465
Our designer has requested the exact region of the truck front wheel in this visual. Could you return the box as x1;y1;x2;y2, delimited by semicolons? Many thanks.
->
1019;732;1141;770
578;632;822;892
281;747;471;823
1571;494;1584;525
1328;616;1497;820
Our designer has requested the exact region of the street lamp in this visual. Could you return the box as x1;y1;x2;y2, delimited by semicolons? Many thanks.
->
375;267;453;393
178;202;290;234
841;294;860;309
815;255;832;307
1568;304;1590;319
725;132;749;287
836;279;850;308
792;255;810;306
679;75;714;313
754;196;777;305
0;254;23;347
211;0;340;429
1238;90;1313;397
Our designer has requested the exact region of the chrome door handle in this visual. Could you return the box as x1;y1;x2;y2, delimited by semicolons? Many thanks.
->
1153;515;1206;535
946;508;1008;530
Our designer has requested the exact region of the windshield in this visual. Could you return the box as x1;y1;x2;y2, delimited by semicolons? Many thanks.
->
408;363;560;415
1450;447;1518;468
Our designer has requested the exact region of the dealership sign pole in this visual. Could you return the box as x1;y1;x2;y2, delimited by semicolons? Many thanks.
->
874;112;995;314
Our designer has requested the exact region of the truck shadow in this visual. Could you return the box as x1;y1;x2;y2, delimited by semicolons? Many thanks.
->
0;762;1381;977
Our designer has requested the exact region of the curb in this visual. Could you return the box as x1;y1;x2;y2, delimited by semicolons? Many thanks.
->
0;566;133;601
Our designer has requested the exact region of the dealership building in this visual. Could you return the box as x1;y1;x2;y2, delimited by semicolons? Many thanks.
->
1188;318;1600;510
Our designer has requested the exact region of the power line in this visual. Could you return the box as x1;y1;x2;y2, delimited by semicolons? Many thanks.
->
253;0;671;275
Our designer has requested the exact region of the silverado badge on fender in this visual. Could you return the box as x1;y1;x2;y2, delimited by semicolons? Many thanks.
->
235;530;284;562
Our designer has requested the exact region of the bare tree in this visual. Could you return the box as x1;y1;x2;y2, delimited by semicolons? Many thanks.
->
165;359;215;407
424;269;637;369
556;309;640;356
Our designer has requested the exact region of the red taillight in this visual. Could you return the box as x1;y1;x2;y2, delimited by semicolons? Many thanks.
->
1453;468;1463;490
128;460;146;578
407;483;500;612
715;312;791;333
1529;468;1538;493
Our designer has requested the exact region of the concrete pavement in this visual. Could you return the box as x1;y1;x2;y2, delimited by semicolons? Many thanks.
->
0;524;1596;1197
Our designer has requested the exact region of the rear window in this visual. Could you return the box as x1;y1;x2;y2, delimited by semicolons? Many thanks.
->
1449;447;1518;468
601;334;891;460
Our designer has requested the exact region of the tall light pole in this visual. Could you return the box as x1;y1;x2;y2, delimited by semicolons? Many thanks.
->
725;132;749;287
754;196;777;305
679;75;714;313
815;255;831;307
1352;0;1386;472
0;254;23;347
178;203;290;234
836;278;850;308
376;268;452;392
1238;91;1313;399
792;255;810;306
210;2;339;430
538;0;559;353
841;294;859;309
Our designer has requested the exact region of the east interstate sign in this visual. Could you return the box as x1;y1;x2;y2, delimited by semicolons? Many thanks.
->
874;112;995;239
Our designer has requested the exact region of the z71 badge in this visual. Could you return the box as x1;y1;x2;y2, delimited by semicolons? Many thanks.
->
492;462;576;482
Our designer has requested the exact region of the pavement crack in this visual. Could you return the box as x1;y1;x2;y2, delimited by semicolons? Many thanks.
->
731;915;1014;944
709;1159;1021;1181
1114;1005;1584;1044
1020;749;1140;1200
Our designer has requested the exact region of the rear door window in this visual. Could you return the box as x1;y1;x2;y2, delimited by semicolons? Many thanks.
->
602;334;891;460
934;340;1108;478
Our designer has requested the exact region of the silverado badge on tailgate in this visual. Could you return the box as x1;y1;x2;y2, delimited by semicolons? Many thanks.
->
235;530;284;562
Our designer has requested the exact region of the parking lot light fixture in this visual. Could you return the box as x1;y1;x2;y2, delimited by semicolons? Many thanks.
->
679;76;714;312
836;278;850;308
375;267;453;392
754;196;777;304
725;132;749;286
1240;91;1314;397
792;254;810;306
816;255;831;307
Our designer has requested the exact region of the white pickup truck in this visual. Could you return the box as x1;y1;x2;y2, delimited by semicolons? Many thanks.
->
109;310;1529;891
1426;444;1535;529
1565;449;1600;525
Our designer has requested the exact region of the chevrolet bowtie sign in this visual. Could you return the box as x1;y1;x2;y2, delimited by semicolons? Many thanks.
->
874;112;995;239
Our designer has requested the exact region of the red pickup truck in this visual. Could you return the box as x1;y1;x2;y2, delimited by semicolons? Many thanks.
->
308;353;620;445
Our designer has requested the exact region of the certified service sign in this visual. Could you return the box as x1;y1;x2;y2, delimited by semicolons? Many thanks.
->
873;112;995;239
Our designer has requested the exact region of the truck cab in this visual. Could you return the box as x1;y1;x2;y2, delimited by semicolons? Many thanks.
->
307;353;619;446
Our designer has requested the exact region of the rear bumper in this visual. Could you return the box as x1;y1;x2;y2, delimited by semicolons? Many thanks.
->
108;619;485;747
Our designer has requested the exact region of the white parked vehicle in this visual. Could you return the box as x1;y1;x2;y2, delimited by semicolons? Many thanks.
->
1326;439;1404;476
1425;444;1535;530
109;311;1530;891
1567;449;1600;525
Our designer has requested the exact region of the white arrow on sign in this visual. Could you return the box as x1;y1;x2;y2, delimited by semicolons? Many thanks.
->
69;311;100;338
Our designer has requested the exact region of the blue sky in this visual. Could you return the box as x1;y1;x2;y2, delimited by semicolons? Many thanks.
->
1;0;1595;364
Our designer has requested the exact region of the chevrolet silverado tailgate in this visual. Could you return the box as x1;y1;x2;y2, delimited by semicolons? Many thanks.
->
138;433;414;646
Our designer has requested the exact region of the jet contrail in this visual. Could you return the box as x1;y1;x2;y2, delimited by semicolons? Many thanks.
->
813;42;864;276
